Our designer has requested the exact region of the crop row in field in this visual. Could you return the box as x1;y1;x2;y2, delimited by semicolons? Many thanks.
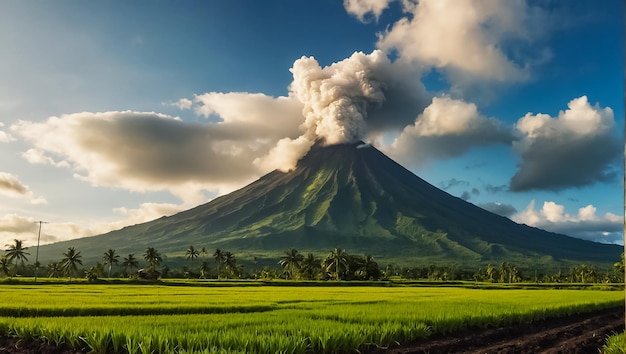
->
0;284;622;353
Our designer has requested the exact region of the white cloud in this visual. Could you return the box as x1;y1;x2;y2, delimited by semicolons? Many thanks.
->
12;106;304;201
0;131;14;143
385;96;513;166
512;200;623;244
343;0;393;22
0;122;14;143
376;0;545;88
171;98;192;110
21;148;69;167
510;96;620;191
0;172;47;204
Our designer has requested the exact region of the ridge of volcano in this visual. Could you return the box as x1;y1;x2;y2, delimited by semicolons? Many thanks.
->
38;141;621;267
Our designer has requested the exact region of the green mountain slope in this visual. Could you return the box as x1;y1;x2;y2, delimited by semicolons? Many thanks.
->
38;142;621;268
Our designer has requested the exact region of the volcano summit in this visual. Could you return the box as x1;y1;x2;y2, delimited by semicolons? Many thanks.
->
38;142;621;267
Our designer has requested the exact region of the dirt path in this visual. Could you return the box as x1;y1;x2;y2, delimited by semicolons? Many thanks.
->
368;307;625;354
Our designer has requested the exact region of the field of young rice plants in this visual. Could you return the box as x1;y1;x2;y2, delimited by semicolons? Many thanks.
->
0;283;622;353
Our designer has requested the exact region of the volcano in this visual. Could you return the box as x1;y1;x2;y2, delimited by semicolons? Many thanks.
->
39;142;621;267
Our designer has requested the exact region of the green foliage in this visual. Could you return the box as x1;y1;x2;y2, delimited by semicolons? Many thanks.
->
602;332;625;354
5;239;29;276
61;247;83;281
102;249;119;278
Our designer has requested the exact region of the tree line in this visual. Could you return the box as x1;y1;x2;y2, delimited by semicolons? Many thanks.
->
1;239;624;284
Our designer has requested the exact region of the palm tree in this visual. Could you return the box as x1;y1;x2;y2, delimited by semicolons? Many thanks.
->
61;247;83;281
323;248;349;281
200;247;208;259
5;239;29;277
122;253;139;276
143;247;162;272
199;261;210;279
0;256;9;277
299;253;321;280
185;245;200;268
102;249;119;278
359;254;380;280
213;248;225;279
486;264;495;282
222;251;237;278
85;266;101;282
278;248;304;279
47;262;62;278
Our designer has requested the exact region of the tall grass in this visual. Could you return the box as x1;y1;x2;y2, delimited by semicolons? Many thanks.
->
0;284;622;353
602;332;626;354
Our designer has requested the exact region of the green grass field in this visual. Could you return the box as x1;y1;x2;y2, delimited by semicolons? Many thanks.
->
0;281;622;353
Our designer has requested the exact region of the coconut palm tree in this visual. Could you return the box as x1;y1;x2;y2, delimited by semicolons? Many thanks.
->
200;247;208;259
61;247;83;281
102;249;119;278
213;248;225;279
299;253;321;280
222;251;237;278
143;247;162;272
122;253;139;276
185;245;200;269
199;261;210;279
47;262;62;278
5;239;29;277
323;248;349;281
85;266;101;282
278;248;304;279
359;254;380;280
0;256;9;277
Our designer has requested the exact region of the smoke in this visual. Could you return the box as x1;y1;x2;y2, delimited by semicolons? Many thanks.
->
290;50;390;145
259;50;429;172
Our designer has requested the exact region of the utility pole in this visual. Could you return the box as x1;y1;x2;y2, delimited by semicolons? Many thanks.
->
34;221;48;282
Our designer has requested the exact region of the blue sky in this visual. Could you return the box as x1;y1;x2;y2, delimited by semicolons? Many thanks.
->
0;0;623;248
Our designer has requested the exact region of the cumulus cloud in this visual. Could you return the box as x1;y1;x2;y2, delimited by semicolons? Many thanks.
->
21;149;69;167
12;103;304;199
510;96;621;191
0;172;47;204
386;96;513;166
0;122;14;143
0;173;29;196
172;98;192;110
376;0;546;88
343;0;393;22
512;200;623;244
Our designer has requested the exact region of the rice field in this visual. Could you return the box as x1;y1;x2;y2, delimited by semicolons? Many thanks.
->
0;282;622;353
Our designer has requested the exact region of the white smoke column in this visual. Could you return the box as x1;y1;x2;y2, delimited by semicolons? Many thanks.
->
290;50;391;145
256;50;428;173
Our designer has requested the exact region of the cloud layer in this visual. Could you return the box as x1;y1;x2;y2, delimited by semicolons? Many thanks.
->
511;96;620;191
386;96;513;166
0;172;46;204
373;0;546;89
12;103;303;199
512;200;623;244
